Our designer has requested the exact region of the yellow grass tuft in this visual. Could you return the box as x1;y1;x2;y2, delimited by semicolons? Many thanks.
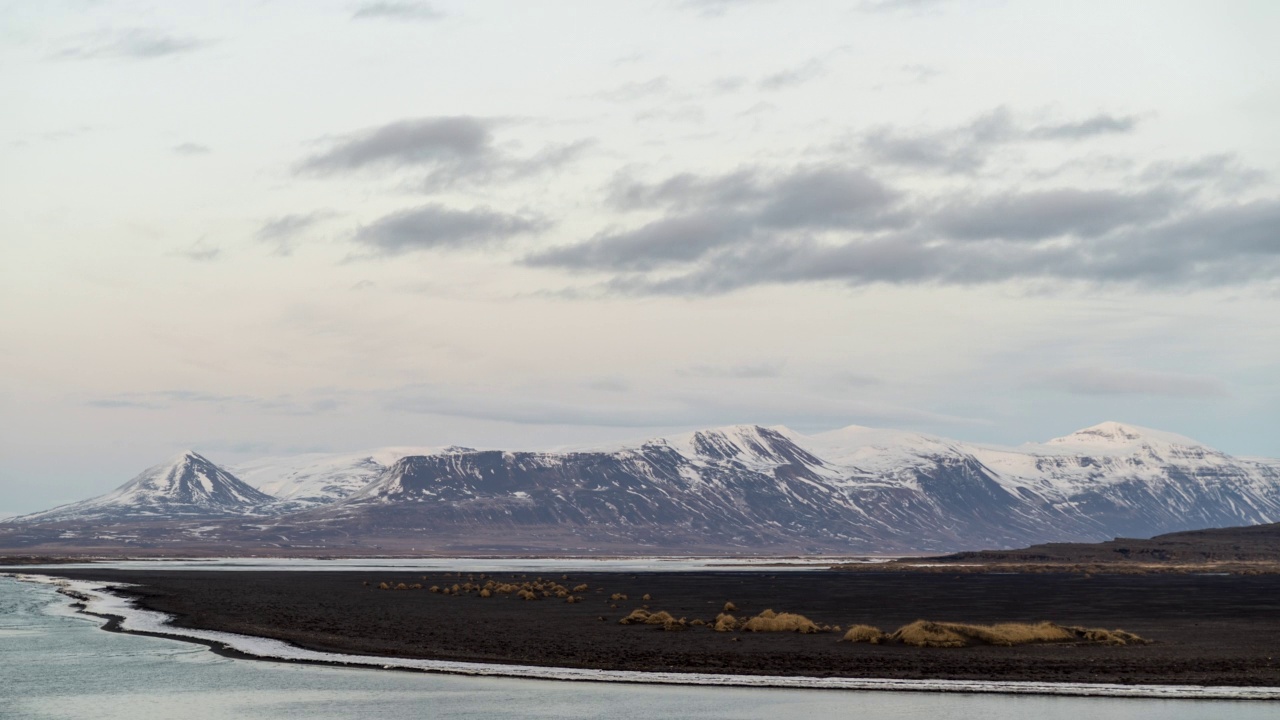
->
886;620;1140;647
740;609;821;634
723;601;737;612
841;625;885;643
641;593;652;601
517;589;539;601
378;582;390;590
714;613;739;632
573;584;589;592
479;588;492;598
619;608;651;625
610;593;628;602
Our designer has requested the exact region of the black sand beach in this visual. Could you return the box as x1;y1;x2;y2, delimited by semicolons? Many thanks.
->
25;568;1280;688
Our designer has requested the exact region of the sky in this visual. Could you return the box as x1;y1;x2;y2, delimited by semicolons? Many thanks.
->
2;0;1278;515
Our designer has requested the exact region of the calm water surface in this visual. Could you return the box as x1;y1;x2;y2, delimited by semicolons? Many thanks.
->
1;577;1274;720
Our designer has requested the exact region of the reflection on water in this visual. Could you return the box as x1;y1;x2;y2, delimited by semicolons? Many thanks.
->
0;577;1274;720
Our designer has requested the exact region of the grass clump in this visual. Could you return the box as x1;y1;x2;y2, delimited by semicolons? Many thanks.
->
722;601;737;612
887;620;1144;647
841;625;885;643
740;609;821;634
714;613;739;632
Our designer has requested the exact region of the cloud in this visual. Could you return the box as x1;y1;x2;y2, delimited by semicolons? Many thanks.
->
861;107;1140;173
1141;154;1267;190
351;2;444;21
932;188;1179;241
256;212;336;256
353;204;546;255
55;28;213;60
590;197;1280;295
297;116;588;190
1036;367;1228;398
299;116;491;173
172;142;210;155
1028;114;1139;140
532;166;901;271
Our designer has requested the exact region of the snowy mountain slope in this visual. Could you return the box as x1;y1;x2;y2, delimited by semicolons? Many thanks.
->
6;422;1278;554
274;424;1110;552
13;451;274;523
231;447;452;511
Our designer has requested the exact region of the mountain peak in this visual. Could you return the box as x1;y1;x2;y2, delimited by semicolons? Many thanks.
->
13;450;275;523
1045;421;1206;448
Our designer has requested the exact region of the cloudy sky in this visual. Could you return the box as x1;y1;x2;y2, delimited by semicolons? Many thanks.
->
2;0;1278;514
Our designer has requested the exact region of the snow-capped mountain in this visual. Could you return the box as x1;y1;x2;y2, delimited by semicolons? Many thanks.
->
14;451;274;523
5;422;1278;554
260;421;1280;553
231;447;450;512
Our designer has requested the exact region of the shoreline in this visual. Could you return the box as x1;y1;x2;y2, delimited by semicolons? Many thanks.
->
11;572;1280;700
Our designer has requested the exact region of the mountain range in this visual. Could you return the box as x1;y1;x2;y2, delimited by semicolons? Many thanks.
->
3;421;1278;555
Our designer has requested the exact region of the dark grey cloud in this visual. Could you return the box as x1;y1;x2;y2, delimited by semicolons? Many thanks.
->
172;142;210;155
757;167;900;229
300;117;491;173
56;29;213;60
532;210;749;271
531;166;902;271
861;108;1140;173
351;2;444;21
933;188;1179;241
354;204;546;255
1037;367;1228;398
298;116;588;190
256;212;336;256
593;198;1280;295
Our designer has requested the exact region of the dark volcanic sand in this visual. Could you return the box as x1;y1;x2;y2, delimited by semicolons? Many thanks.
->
28;569;1280;687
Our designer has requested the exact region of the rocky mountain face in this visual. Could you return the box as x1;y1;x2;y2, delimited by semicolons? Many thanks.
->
5;422;1279;554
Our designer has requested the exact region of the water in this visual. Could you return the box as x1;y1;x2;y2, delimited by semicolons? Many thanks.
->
1;577;1276;720
13;556;869;573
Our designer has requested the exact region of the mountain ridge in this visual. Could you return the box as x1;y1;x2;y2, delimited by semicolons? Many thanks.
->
4;421;1278;555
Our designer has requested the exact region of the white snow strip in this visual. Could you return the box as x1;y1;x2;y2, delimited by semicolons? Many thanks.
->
13;574;1280;701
